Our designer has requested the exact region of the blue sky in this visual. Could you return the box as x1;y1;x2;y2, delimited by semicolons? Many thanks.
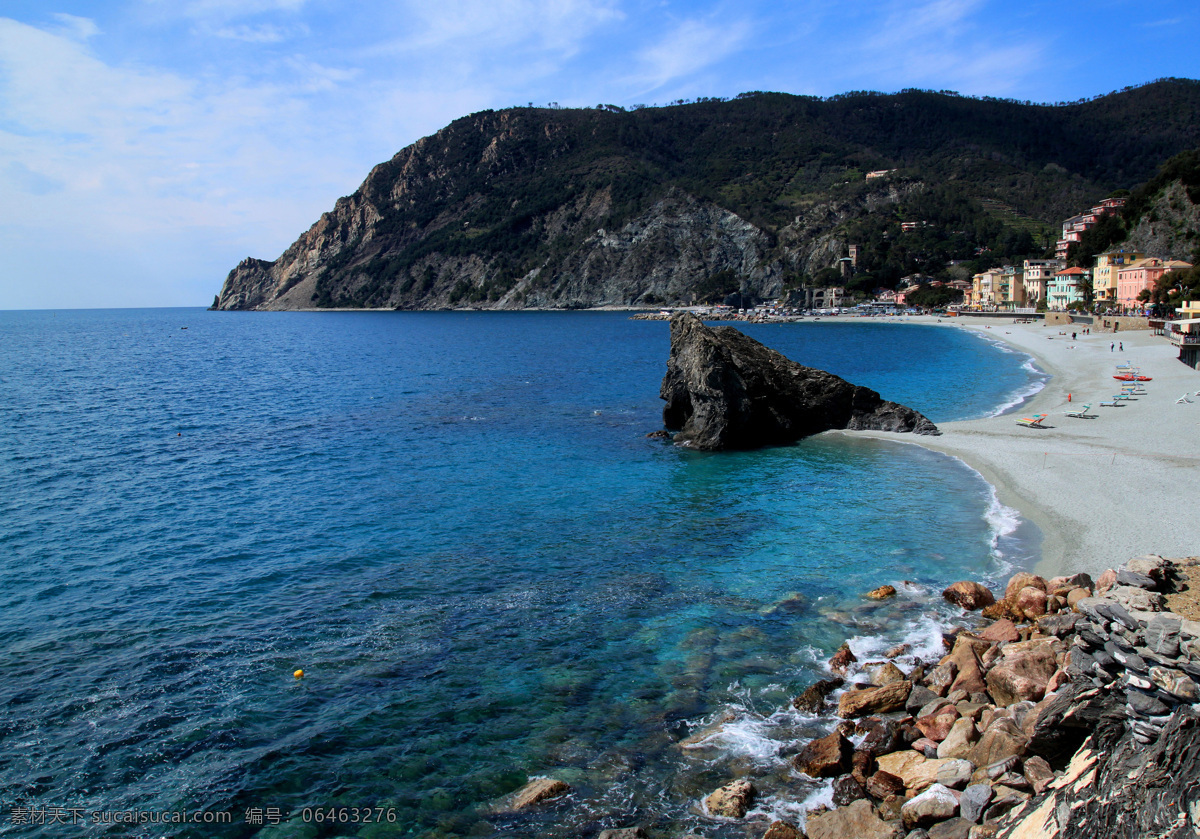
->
1;0;1198;309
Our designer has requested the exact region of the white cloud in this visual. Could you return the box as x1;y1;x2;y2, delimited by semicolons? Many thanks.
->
51;13;100;40
379;0;623;58
213;23;307;43
847;0;1046;96
629;17;753;94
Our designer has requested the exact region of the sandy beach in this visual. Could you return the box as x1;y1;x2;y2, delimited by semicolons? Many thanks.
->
846;314;1200;579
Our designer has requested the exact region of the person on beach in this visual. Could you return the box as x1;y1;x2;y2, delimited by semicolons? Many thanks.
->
1111;342;1115;351
1120;342;1124;352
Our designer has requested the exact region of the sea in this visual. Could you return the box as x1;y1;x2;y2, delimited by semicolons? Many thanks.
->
0;309;1045;838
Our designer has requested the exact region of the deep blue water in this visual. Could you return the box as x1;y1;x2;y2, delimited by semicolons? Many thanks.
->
0;310;1042;838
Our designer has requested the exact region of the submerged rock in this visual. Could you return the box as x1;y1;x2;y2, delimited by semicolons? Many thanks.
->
659;312;939;450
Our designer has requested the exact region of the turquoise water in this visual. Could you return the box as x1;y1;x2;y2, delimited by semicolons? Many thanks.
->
0;310;1041;837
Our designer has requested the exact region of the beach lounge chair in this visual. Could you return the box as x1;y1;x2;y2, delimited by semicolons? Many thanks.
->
1016;413;1048;428
1178;394;1195;404
1099;398;1125;407
1064;404;1093;418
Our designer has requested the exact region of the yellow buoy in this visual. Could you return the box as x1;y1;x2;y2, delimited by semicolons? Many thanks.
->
293;669;304;679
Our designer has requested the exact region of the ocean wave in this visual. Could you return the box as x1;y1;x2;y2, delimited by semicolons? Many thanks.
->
967;331;1049;418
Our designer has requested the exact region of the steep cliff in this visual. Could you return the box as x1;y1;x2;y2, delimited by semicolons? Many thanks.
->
213;81;1200;311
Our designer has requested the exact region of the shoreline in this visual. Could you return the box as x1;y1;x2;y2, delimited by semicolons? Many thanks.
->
844;315;1200;579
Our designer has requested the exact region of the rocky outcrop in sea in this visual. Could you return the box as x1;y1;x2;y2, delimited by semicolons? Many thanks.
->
658;313;939;450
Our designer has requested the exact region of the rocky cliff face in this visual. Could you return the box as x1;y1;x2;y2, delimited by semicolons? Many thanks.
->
212;84;1200;311
1122;181;1200;263
658;313;939;450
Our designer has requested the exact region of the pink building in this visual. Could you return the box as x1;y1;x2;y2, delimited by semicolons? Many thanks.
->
1116;258;1193;309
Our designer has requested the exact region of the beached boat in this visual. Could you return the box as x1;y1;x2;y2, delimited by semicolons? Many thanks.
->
1113;374;1152;381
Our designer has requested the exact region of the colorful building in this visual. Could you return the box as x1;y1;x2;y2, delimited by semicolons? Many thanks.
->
1117;258;1193;310
1022;259;1063;306
1093;247;1144;305
1048;267;1089;310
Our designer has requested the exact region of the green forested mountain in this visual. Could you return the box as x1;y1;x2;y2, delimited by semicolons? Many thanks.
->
213;79;1200;311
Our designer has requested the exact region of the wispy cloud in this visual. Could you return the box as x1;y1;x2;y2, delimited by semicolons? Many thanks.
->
50;13;100;40
213;22;308;43
630;17;754;94
847;0;1047;96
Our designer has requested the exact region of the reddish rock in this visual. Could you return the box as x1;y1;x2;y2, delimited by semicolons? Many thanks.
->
1066;587;1091;609
979;619;1020;643
986;641;1058;706
851;748;875;784
965;718;1028;768
837;680;912;718
1095;568;1118;594
981;599;1018;621
943;581;996;611
866;769;906;799
805;799;899;839
1022;755;1055;794
1005;572;1047;601
925;661;958;696
916;707;961;742
1014;586;1048;619
829;642;858;673
872;661;907;686
793;729;852;778
945;640;989;696
704;779;755;818
866;584;897;600
912;736;940;754
511;777;570;810
762;821;803;839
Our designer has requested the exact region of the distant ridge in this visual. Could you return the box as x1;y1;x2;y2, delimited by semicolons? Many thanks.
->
213;79;1200;311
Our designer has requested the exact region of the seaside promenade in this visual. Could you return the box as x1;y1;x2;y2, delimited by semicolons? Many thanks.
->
851;315;1200;578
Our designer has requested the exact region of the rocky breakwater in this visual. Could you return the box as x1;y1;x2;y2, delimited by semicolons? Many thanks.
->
689;554;1200;839
658;313;939;450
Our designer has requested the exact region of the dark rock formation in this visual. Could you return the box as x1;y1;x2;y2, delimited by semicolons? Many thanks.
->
659;313;939;450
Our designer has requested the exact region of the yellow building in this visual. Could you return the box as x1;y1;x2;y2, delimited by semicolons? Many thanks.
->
1093;247;1144;305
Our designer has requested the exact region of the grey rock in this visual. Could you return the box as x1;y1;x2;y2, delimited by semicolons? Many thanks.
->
1116;568;1159;591
959;783;994;823
905;831;931;839
1125;555;1169;580
1104;586;1165;615
1037;612;1080;637
907;685;940;715
597;830;646;839
1076;626;1107;649
927;819;973;839
985;755;1020;779
660;313;939;450
1094;598;1143;629
936;758;974;789
1127;688;1170;717
1144;613;1183;657
901;783;959;830
1107;632;1134;653
1092;648;1119;674
1064;648;1097;678
1125;672;1153;691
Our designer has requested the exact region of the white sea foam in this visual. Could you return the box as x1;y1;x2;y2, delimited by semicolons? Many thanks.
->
967;330;1049;418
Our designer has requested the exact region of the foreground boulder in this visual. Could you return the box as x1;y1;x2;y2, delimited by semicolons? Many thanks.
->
659;313;939;450
704;779;755;818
